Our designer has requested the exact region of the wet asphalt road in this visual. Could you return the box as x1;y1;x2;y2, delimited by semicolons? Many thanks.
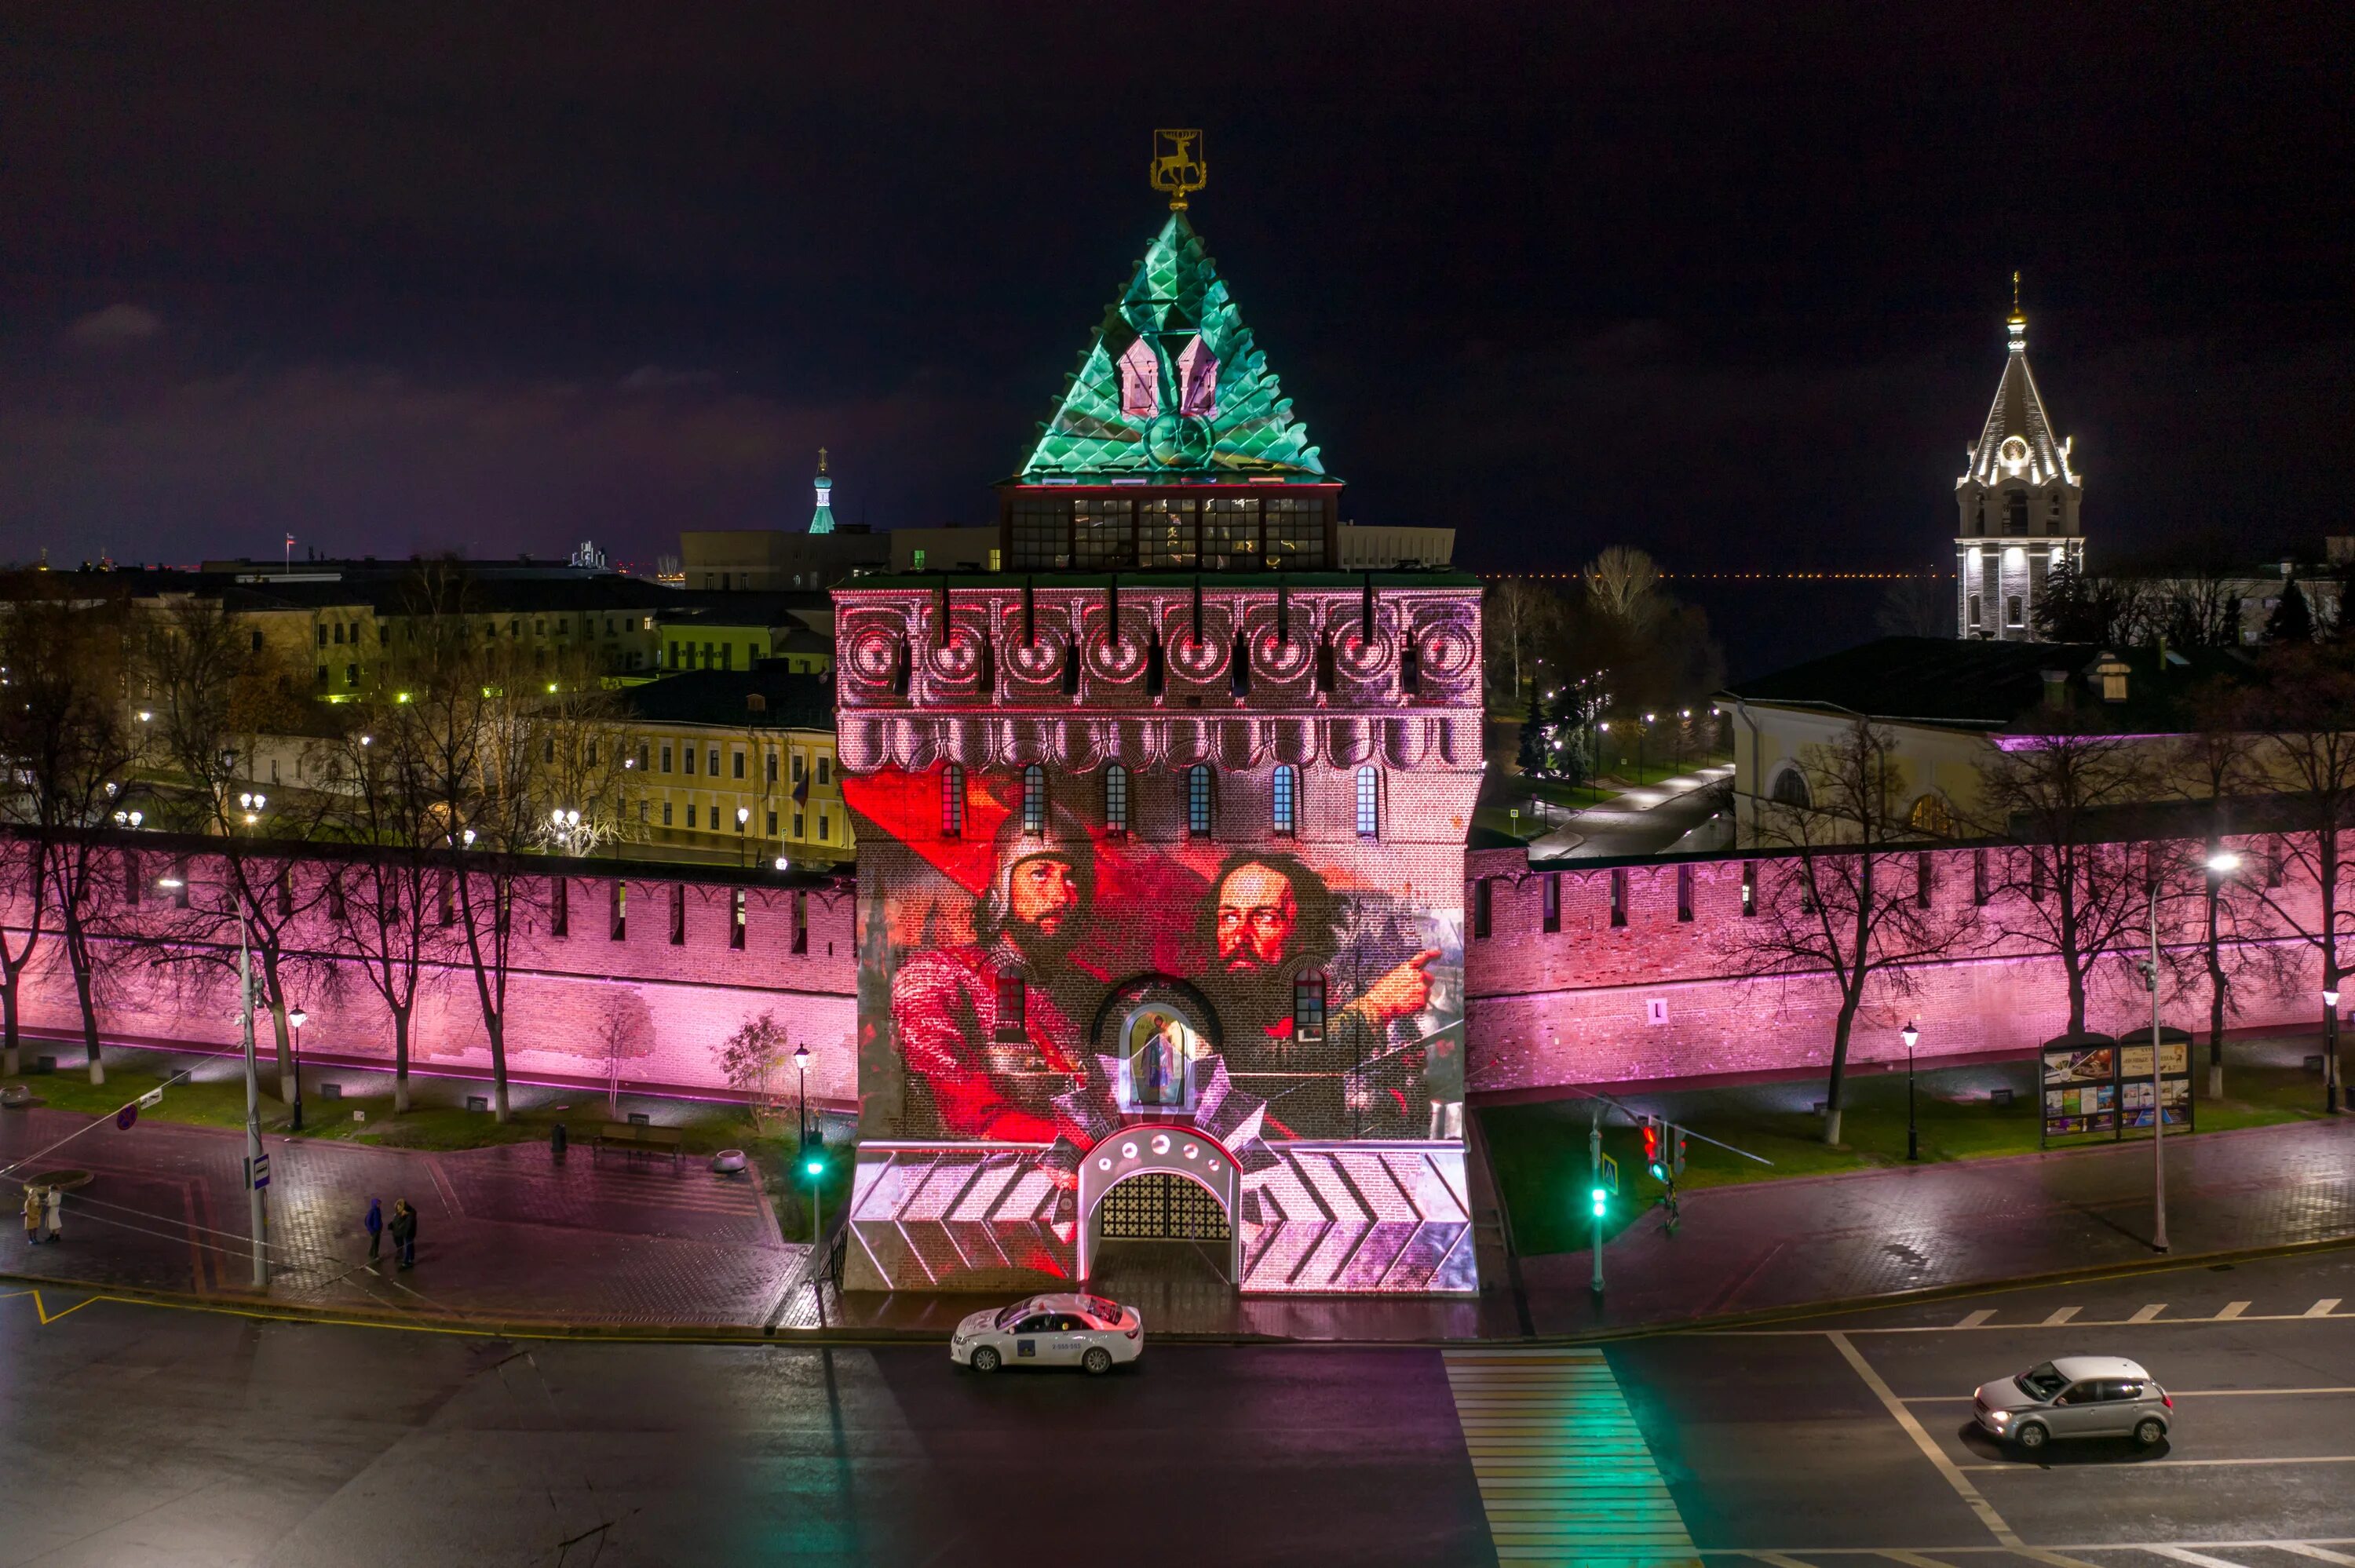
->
3;1249;2353;1566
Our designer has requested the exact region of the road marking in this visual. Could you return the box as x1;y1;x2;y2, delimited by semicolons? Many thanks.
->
2309;1299;2342;1318
2014;1552;2102;1567
1960;1453;2355;1472
2213;1300;2250;1320
1443;1347;1700;1566
1826;1332;2021;1549
1747;1555;1817;1566
2151;1550;2255;1567
1955;1309;1995;1328
1875;1553;1959;1566
2278;1548;2355;1564
1694;1544;2355;1560
2128;1304;2167;1323
2041;1306;2079;1326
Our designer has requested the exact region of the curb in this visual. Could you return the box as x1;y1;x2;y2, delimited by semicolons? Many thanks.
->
9;1230;2350;1349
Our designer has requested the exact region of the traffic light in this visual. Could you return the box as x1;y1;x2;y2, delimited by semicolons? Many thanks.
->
1589;1186;1607;1220
1642;1117;1667;1182
800;1129;826;1180
1670;1125;1688;1177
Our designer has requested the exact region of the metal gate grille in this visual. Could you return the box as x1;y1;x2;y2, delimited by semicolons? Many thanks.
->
1097;1172;1231;1242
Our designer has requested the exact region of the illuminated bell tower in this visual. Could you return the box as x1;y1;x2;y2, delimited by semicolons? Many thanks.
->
1955;275;2083;640
809;447;836;536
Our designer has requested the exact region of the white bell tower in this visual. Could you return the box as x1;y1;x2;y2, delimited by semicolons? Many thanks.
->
1955;275;2083;639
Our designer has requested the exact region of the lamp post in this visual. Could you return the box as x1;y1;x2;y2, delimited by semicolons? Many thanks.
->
2325;984;2343;1116
1901;1019;1921;1161
737;806;751;867
2143;869;2170;1253
1640;712;1656;786
287;1005;308;1132
792;1041;811;1147
160;873;268;1289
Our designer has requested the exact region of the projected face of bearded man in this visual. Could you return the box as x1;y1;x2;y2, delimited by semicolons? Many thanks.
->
1210;854;1439;1031
1002;851;1080;960
1214;861;1302;977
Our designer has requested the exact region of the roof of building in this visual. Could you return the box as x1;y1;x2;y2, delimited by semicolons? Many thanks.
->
1014;211;1328;486
1720;636;2253;734
614;664;834;731
838;567;1481;593
1962;301;2078;490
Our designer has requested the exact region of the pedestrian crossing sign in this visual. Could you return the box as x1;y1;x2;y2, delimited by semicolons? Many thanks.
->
1599;1153;1619;1195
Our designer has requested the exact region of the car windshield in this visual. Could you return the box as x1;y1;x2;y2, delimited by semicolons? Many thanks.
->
993;1301;1038;1331
2017;1362;2068;1399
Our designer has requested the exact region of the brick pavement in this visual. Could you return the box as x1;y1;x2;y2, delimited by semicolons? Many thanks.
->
0;1107;805;1329
3;1103;2349;1340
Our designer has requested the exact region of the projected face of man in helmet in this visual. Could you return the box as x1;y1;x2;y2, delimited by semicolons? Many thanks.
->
1008;852;1079;939
1215;862;1298;974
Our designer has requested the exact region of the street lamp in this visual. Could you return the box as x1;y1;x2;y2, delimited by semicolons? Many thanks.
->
2137;849;2243;1256
1900;1019;1921;1162
793;1041;812;1147
2327;985;2344;1117
737;805;751;866
160;872;268;1289
2204;850;2244;1099
287;1005;308;1132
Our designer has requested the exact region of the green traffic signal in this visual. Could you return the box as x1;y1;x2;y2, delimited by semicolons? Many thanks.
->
1589;1186;1606;1218
804;1156;824;1178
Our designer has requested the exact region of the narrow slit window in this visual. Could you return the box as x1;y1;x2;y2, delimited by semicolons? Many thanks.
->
1186;764;1214;837
1542;872;1561;933
730;888;747;950
1916;851;1934;910
1675;863;1693;922
551;877;568;938
791;890;809;954
1354;765;1378;839
1611;868;1629;928
1473;877;1492;939
941;763;966;838
1973;848;1989;906
1022;764;1046;834
611;882;627;940
1741;861;1757;917
1293;973;1327;1043
1104;764;1129;836
669;884;686;945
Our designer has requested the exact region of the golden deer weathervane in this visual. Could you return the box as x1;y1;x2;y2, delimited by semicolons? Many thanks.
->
1151;129;1207;210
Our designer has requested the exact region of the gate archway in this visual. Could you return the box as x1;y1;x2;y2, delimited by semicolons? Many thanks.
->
1077;1126;1243;1285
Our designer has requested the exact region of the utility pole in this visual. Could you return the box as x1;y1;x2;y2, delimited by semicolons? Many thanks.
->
2145;877;2169;1255
239;916;270;1289
1589;1103;1605;1296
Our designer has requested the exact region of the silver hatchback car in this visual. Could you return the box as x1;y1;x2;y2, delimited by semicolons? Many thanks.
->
1973;1355;2172;1451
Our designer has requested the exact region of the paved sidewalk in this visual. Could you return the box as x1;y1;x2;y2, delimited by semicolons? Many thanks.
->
5;1100;2349;1343
0;1107;805;1329
1530;763;1732;859
1517;1116;2355;1334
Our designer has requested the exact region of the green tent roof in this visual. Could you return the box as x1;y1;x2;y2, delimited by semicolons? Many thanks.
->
1015;211;1330;484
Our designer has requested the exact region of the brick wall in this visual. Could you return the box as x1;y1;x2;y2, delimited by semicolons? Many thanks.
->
2;840;859;1106
1462;842;2330;1094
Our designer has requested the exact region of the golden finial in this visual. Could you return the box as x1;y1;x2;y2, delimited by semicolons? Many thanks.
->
2009;269;2025;324
1151;129;1208;211
817;446;827;475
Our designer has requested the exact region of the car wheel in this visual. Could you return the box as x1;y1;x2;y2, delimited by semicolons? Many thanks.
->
970;1346;1000;1374
1083;1347;1112;1376
2133;1417;2165;1447
2013;1421;2048;1452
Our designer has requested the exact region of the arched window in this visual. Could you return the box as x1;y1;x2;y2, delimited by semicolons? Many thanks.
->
1292;972;1327;1044
1175;334;1218;418
941;763;966;838
994;969;1026;1041
1908;793;1955;837
1354;765;1379;838
1186;764;1214;837
1103;764;1129;836
1022;764;1046;834
1272;764;1298;837
1769;768;1812;808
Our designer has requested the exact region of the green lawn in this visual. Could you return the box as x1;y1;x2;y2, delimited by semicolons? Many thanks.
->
1480;1049;2332;1257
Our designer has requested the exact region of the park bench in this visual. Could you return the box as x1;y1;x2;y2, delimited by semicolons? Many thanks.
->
593;1121;685;1171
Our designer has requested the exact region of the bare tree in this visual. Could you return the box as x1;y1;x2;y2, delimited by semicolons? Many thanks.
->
1974;723;2154;1036
718;1009;792;1130
1725;719;1973;1143
1483;578;1565;705
137;596;327;1101
0;830;46;1077
1582;546;1662;628
2236;643;2355;1108
0;598;146;1083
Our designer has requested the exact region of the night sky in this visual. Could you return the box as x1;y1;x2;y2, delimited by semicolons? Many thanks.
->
4;4;2350;596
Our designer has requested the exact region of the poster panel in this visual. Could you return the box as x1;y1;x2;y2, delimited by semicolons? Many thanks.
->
847;767;1467;1147
2043;1045;2118;1136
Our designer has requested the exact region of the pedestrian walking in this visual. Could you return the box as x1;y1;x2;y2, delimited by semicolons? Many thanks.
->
21;1184;42;1245
42;1184;61;1244
363;1197;383;1264
389;1198;418;1271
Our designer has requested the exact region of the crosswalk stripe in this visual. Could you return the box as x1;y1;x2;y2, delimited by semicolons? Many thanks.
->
1444;1347;1698;1567
2014;1550;2103;1567
2042;1306;2080;1326
2307;1299;2342;1318
2129;1303;2168;1323
1955;1309;1995;1328
1875;1552;1958;1566
2214;1300;2251;1320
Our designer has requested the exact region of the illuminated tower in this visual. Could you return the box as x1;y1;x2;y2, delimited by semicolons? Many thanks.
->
808;448;836;535
1955;275;2083;639
833;137;1481;1298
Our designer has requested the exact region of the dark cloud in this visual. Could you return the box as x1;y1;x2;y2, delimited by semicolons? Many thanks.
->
66;304;162;348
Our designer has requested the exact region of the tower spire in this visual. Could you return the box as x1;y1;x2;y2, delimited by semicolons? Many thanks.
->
809;448;835;535
2007;269;2027;351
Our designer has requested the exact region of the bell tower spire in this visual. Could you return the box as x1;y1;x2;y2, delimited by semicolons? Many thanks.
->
809;447;835;536
1954;275;2083;639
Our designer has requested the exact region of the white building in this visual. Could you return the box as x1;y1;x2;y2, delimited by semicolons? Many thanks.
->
1955;279;2083;640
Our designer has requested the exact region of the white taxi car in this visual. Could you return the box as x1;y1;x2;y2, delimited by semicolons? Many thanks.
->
951;1293;1144;1375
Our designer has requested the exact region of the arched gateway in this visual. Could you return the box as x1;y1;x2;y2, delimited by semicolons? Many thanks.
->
1078;1126;1242;1285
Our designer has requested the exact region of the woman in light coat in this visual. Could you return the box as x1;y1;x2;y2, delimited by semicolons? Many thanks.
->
22;1184;44;1245
42;1183;61;1242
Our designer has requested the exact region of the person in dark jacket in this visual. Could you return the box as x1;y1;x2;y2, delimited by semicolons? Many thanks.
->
389;1199;418;1271
363;1197;383;1264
